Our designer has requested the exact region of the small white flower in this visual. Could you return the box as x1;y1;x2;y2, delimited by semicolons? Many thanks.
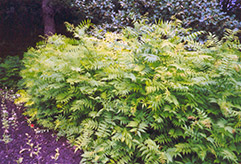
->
9;117;14;121
2;110;8;114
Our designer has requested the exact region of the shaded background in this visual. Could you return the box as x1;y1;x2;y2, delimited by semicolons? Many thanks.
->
0;0;240;59
0;0;81;59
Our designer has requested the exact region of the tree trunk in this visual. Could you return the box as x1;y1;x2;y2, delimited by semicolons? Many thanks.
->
42;0;56;36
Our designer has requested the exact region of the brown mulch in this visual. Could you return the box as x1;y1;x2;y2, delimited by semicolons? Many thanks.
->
0;89;82;164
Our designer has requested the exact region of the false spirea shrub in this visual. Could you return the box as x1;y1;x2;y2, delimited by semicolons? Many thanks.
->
19;20;241;163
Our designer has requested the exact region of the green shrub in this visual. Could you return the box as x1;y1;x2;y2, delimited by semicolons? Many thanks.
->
0;56;23;89
19;20;241;163
76;0;241;37
219;0;241;21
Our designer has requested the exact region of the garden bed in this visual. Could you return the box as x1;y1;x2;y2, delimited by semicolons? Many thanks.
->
0;89;82;164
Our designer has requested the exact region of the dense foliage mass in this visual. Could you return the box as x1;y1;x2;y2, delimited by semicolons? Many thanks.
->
18;20;241;163
0;56;23;88
76;0;241;37
219;0;241;20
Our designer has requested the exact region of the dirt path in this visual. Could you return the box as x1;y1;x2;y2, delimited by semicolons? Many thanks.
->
0;90;82;164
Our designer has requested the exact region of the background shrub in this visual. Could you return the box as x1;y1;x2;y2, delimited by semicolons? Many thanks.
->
219;0;241;21
76;0;241;37
19;21;241;163
0;56;23;89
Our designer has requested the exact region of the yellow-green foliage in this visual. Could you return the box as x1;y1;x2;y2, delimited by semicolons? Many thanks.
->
20;20;241;163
